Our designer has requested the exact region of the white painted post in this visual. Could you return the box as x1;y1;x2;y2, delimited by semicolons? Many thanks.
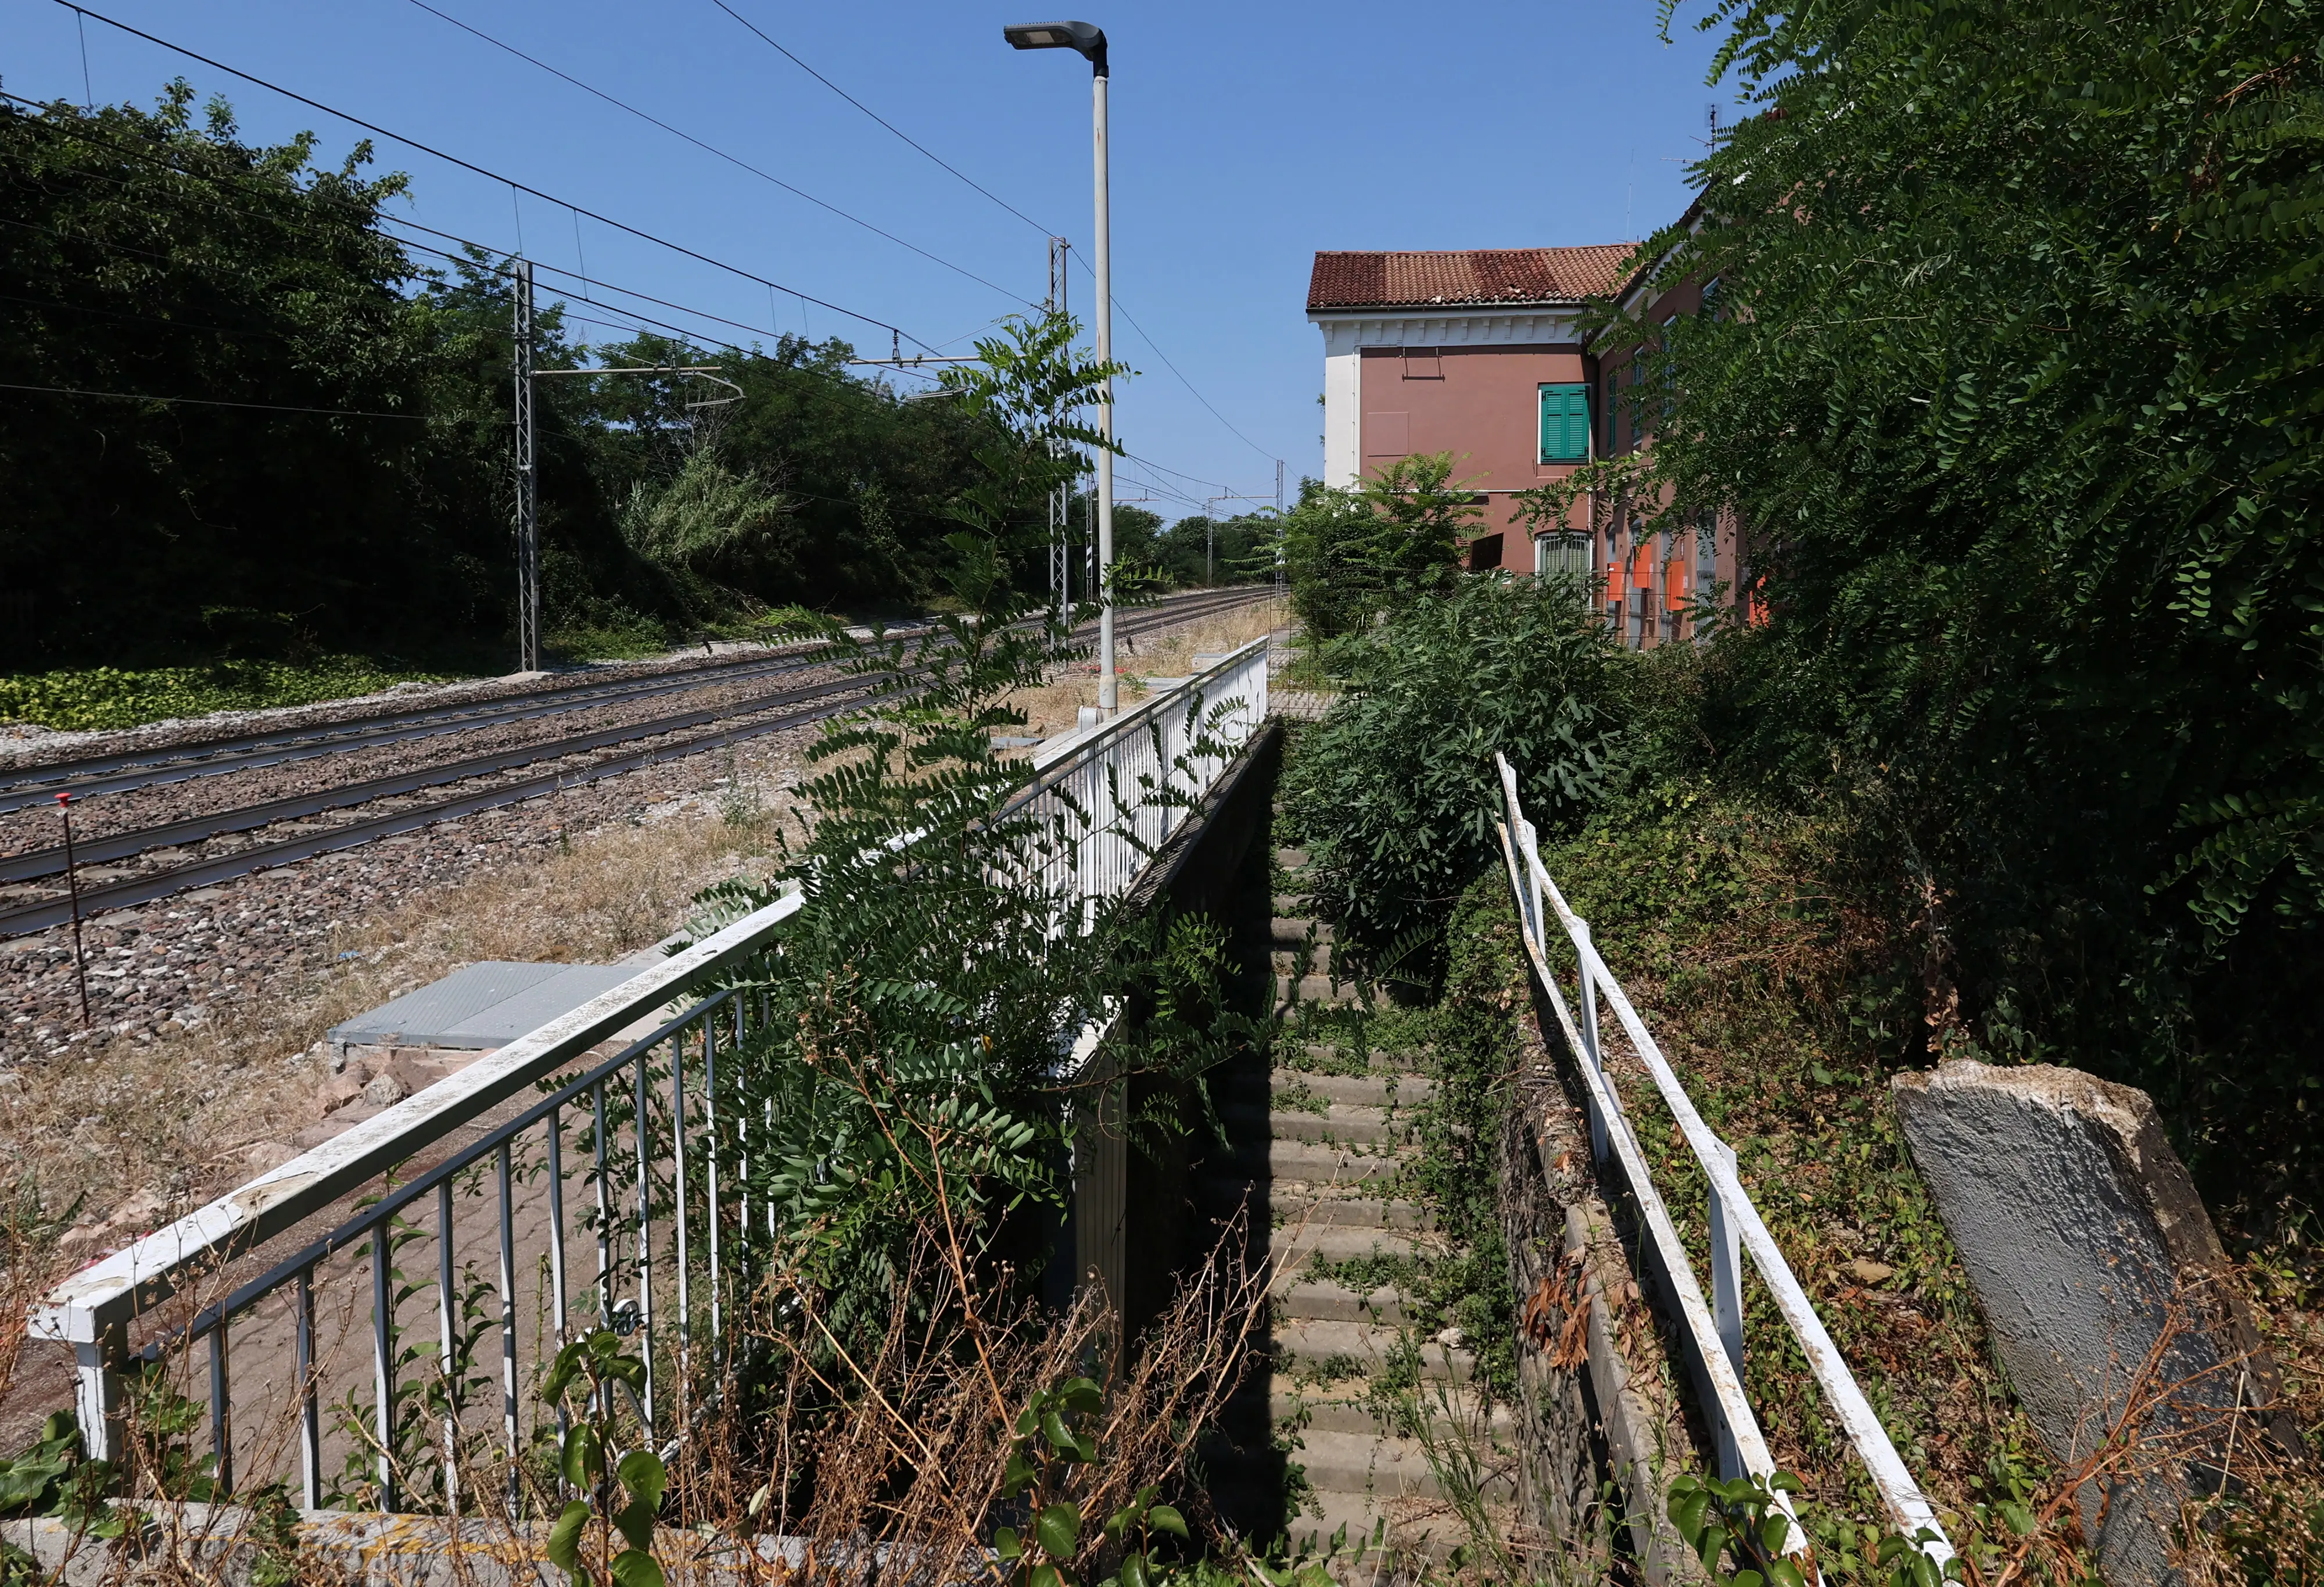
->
1708;1136;1745;1477
1519;819;1547;951
1575;918;1608;1163
73;1326;124;1464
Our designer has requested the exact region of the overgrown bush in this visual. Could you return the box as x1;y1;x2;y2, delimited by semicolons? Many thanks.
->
1279;573;1644;957
1272;455;1478;644
1634;0;2324;1205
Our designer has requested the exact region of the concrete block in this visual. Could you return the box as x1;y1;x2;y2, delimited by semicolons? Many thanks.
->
1892;1060;2298;1587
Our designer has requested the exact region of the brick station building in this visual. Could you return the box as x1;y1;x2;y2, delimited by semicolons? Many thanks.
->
1306;241;1745;647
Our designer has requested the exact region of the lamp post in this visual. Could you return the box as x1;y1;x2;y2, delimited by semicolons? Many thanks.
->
1004;20;1115;713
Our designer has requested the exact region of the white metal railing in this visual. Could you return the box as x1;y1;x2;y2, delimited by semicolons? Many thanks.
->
29;640;1269;1504
1493;753;1953;1568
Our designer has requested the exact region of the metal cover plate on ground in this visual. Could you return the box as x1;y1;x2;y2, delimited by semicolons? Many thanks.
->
329;961;638;1049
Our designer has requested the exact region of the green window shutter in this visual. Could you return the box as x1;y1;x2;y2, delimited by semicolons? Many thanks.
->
1538;384;1587;463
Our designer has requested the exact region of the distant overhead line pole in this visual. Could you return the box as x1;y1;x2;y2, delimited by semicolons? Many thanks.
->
514;260;539;674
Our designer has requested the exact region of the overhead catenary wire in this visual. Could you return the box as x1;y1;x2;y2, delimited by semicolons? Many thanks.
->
50;1;944;352
2;101;866;377
0;379;435;419
705;0;1054;238
696;0;1283;468
400;0;1036;308
8;95;1250;493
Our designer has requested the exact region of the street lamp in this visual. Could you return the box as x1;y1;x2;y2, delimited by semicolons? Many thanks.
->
1005;19;1117;715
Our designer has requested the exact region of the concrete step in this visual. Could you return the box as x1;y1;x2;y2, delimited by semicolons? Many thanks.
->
1250;1138;1408;1185
1277;1319;1477;1381
1195;1178;1425;1229
1279;1070;1433;1109
1269;1190;1429;1231
1278;1043;1405;1074
1221;1098;1412;1147
1272;893;1315;916
1278;972;1362;1006
1285;1427;1518;1503
1213;1069;1428;1111
1272;1276;1408;1323
1268;1221;1425;1266
1275;848;1311;869
1263;1375;1516;1441
1268;1104;1414;1147
1271;916;1333;946
1281;1486;1452;1565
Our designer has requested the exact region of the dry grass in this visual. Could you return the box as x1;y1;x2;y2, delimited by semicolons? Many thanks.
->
1005;598;1289;740
0;784;802;1396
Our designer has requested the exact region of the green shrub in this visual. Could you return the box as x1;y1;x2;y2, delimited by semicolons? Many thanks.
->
1274;455;1478;644
1279;574;1639;955
0;655;444;732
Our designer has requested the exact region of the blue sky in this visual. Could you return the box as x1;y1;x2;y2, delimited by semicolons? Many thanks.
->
4;0;1734;519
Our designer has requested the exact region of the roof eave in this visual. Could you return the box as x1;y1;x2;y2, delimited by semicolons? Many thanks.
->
1306;297;1588;316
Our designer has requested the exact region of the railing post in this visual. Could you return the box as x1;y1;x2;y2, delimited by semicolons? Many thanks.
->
1575;919;1608;1163
208;1324;233;1496
436;1179;460;1514
1519;818;1547;948
1708;1136;1745;1478
71;1326;125;1467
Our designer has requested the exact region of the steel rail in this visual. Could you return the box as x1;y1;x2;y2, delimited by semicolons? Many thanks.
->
0;583;1258;806
0;588;1261;882
0;591;1273;936
0;668;879;885
0;645;839;814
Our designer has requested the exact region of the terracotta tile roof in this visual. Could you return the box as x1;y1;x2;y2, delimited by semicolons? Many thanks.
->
1306;245;1634;311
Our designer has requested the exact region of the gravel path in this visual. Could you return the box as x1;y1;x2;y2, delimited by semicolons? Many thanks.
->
0;597;1274;1071
0;723;816;1069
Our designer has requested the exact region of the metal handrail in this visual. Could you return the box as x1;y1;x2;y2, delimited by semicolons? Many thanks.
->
30;647;1269;1507
1493;753;1954;1566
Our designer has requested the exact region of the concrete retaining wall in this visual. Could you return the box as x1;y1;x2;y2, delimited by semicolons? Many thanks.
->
1502;932;1710;1585
1892;1059;2300;1587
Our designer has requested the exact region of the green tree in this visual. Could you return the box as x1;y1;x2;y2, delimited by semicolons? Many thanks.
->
0;87;464;666
1281;573;1638;954
1272;454;1479;641
1640;0;2324;1195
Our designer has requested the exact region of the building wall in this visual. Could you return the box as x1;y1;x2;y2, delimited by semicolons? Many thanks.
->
1309;276;1746;647
1358;345;1592;548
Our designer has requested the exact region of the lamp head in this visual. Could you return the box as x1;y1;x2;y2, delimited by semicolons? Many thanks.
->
1002;20;1107;75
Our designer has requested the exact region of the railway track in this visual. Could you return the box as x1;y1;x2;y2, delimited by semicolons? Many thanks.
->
0;639;880;815
0;589;1273;938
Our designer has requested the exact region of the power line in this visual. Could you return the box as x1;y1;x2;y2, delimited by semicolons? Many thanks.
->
1092;273;1280;465
690;5;1281;470
705;0;1053;237
53;1;942;351
0;378;436;418
3;99;844;369
400;0;1035;307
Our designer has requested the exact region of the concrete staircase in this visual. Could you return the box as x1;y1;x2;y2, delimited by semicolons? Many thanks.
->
1203;845;1512;1572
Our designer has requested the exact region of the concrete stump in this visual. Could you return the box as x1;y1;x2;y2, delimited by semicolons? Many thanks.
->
1891;1061;2296;1587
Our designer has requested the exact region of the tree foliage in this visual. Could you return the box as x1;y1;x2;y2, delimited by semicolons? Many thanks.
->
0;89;1074;676
1281;574;1640;954
1273;454;1481;642
1636;0;2324;1191
679;320;1246;1351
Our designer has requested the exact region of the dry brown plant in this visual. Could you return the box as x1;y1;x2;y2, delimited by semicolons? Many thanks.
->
1004;600;1288;741
2;793;798;1273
